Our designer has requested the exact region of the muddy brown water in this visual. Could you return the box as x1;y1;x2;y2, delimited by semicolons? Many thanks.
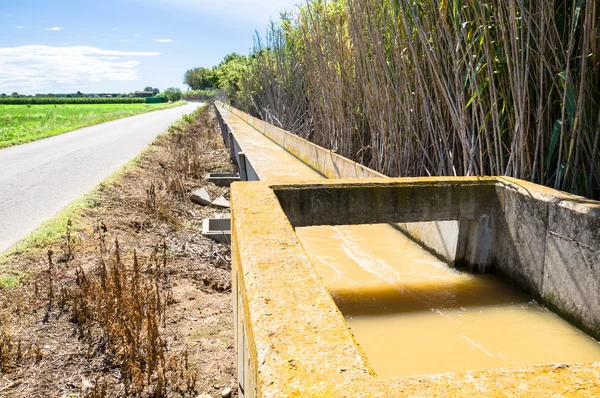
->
296;223;600;379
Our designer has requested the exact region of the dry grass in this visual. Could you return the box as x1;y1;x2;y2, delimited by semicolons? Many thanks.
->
0;104;236;397
241;0;599;199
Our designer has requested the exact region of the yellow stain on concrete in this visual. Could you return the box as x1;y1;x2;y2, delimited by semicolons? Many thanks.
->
218;103;600;396
231;178;600;397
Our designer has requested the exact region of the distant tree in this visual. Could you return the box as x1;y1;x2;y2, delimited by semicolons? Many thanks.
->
161;87;182;102
11;92;19;97
0;93;6;97
214;53;252;106
183;52;251;106
184;67;217;90
152;88;160;95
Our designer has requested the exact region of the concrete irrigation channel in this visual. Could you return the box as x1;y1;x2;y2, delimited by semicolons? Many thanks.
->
213;101;600;397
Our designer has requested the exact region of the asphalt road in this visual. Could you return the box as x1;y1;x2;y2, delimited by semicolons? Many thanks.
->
0;102;202;253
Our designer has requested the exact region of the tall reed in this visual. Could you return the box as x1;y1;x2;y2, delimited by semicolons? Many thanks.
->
238;0;600;199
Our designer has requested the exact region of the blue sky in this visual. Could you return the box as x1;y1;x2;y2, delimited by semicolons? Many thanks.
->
0;0;299;95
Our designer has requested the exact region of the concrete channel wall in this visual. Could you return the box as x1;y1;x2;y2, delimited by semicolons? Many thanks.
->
217;102;384;179
231;178;600;397
215;102;471;266
214;102;600;396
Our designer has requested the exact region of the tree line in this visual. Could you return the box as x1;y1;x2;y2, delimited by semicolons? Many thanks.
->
2;86;184;103
183;53;248;104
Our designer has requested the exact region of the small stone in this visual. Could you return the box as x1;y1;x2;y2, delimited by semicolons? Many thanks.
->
81;377;94;390
211;196;230;209
190;188;212;206
221;387;232;398
196;394;212;398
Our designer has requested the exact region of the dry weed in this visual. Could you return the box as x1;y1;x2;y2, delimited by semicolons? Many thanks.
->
0;104;234;397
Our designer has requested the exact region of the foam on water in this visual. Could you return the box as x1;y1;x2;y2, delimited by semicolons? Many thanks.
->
296;223;600;378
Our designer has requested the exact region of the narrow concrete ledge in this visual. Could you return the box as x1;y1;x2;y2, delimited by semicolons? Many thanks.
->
205;172;240;187
218;102;385;179
202;218;231;243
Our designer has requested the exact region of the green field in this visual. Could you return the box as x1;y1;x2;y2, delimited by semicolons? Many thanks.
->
0;101;186;148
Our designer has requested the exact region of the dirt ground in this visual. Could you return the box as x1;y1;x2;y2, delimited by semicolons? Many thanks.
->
0;105;237;397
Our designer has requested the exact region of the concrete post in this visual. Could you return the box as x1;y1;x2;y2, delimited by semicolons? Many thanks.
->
455;215;492;272
228;130;236;162
238;152;248;181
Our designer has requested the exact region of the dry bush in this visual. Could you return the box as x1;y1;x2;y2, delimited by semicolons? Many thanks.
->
0;312;21;373
166;106;222;179
144;180;179;225
144;105;228;225
63;106;225;396
68;231;196;396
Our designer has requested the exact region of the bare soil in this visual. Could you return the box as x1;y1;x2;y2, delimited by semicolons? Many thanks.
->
0;105;236;397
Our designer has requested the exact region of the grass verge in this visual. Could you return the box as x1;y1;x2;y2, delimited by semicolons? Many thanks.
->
0;101;187;148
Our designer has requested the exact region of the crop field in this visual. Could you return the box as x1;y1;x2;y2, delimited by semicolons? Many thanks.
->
0;101;185;148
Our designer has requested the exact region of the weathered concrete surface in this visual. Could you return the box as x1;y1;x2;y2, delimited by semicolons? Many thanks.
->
394;221;460;263
202;218;231;243
220;102;384;180
215;105;322;182
211;196;230;209
272;177;497;227
217;103;600;394
205;172;240;187
190;188;212;206
231;179;600;397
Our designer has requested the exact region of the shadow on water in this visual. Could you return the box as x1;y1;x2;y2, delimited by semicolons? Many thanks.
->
330;273;530;316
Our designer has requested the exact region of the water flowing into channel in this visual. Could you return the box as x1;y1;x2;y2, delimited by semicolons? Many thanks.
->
296;223;600;379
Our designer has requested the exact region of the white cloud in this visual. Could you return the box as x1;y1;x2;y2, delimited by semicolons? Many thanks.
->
113;28;119;31
45;27;64;31
153;39;173;43
117;39;132;42
0;46;161;92
17;26;24;29
135;34;142;37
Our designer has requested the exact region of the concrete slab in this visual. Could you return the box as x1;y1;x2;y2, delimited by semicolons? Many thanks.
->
211;196;230;209
205;172;240;187
542;198;600;336
220;102;384;179
202;218;231;243
190;188;212;206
